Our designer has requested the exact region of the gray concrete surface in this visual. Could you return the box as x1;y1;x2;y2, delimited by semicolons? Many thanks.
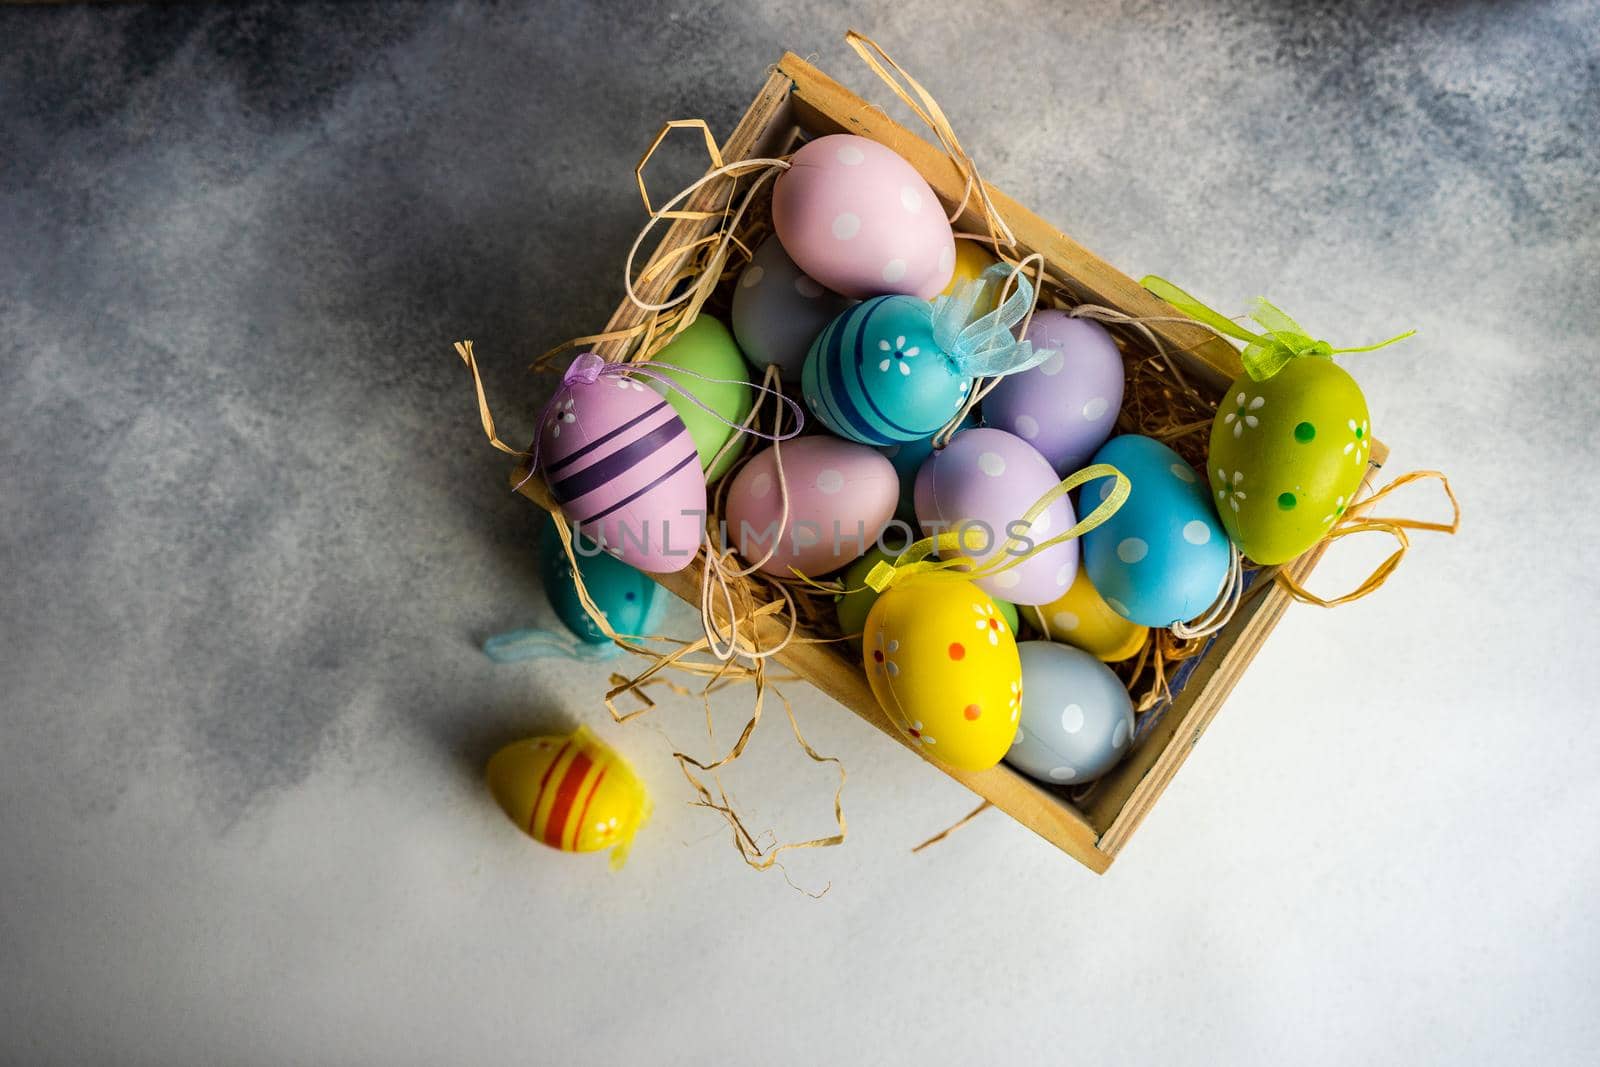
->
2;2;1597;1064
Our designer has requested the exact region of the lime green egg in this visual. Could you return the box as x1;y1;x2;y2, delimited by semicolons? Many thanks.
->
647;315;754;482
1207;357;1371;565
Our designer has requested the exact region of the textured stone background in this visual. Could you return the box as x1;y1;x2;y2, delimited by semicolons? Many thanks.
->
2;1;1597;1063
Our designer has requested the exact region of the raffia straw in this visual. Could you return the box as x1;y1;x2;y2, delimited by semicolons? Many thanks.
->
454;341;531;459
846;31;1016;254
530;120;779;373
672;678;846;894
912;800;993;853
1275;470;1460;606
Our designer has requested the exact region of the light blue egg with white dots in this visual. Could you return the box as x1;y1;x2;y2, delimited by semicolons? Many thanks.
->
802;296;972;445
1080;435;1229;628
1006;641;1134;786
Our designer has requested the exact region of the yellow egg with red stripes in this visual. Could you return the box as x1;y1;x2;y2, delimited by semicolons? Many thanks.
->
486;726;650;868
863;575;1022;771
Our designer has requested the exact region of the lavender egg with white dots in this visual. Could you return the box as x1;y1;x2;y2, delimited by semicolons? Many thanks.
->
983;311;1125;476
731;235;854;382
1005;641;1135;786
1080;435;1230;628
878;413;976;525
771;134;955;300
913;428;1078;606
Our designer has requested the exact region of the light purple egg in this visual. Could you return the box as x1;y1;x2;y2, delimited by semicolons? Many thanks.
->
984;311;1125;476
730;235;854;382
913;428;1078;606
539;369;706;574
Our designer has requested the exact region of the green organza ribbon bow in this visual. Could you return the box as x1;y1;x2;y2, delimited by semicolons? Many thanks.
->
1140;276;1416;382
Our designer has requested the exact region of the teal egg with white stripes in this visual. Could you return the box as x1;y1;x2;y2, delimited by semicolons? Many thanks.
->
802;296;972;446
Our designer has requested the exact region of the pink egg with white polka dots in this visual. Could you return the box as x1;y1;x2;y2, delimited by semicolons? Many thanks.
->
772;134;956;301
724;436;898;578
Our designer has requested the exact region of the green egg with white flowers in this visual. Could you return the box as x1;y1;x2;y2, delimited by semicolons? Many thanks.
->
1207;356;1371;565
645;315;753;483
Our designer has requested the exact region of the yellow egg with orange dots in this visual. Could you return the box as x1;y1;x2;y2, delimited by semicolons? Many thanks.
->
1033;566;1149;663
486;726;650;869
863;574;1022;771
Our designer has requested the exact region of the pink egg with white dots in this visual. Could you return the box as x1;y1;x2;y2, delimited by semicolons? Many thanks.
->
772;134;955;301
724;436;898;578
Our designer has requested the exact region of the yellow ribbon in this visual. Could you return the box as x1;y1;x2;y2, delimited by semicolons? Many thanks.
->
862;462;1131;592
1140;276;1416;383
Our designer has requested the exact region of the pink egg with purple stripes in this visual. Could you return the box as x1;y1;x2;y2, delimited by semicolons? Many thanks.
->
539;372;706;574
724;436;897;578
983;311;1125;477
772;134;955;301
914;428;1078;606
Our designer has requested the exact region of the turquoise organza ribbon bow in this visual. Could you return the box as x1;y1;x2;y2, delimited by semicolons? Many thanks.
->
1141;276;1416;382
931;262;1049;378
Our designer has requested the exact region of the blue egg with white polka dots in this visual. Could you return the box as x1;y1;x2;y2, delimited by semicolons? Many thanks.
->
802;296;973;445
1006;641;1135;786
539;519;668;643
1080;435;1229;629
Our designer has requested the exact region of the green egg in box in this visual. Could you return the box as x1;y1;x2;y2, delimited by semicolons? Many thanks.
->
1208;357;1372;565
1144;275;1409;568
645;315;754;483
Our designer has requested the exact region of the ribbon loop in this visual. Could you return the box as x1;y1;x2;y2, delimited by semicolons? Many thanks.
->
622;359;806;445
931;262;1043;378
864;560;896;593
563;351;607;386
867;462;1131;593
1140;276;1416;382
483;627;621;663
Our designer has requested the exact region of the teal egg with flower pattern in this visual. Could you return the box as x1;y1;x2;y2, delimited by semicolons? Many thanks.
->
1207;357;1371;565
802;296;973;445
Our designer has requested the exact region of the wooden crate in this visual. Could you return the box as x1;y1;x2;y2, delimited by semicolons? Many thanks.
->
512;53;1386;873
